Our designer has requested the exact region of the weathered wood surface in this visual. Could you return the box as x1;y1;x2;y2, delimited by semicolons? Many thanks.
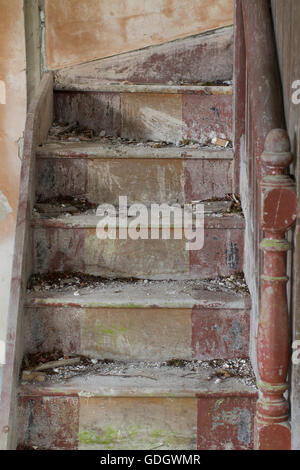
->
54;27;233;86
0;73;53;450
271;0;300;449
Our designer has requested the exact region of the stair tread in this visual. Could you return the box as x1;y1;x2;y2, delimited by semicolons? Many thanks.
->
33;200;236;217
32;196;244;229
19;360;257;398
26;278;251;309
54;82;233;94
37;140;234;160
32;213;244;229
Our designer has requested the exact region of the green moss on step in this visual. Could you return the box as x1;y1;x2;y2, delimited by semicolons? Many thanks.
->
79;425;142;449
79;426;188;450
95;323;128;335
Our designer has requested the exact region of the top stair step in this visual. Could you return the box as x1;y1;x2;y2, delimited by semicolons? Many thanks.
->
54;27;233;87
53;84;232;145
54;82;232;94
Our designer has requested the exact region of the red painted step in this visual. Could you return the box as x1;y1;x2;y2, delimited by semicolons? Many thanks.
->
31;212;244;280
36;142;234;205
24;279;251;361
18;361;257;450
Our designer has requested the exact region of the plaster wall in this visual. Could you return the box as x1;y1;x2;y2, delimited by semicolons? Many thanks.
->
0;0;27;353
45;0;234;69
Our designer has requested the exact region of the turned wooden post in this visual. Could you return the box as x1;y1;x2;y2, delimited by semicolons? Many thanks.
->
255;129;297;449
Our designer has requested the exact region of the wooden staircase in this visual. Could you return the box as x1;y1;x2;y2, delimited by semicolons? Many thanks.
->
0;28;258;450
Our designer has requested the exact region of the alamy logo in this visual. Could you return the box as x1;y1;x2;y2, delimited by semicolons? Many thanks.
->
292;80;300;104
96;196;205;251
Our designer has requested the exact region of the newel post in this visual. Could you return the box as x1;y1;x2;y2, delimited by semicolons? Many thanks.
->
255;129;297;450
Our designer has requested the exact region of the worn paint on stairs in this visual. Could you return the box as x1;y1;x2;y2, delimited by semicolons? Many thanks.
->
0;30;258;450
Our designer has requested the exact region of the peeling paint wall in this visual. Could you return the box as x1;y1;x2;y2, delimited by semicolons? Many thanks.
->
24;0;45;106
0;0;27;351
45;0;234;70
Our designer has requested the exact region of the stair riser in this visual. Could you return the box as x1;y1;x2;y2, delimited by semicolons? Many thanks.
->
54;91;232;144
24;306;250;361
18;395;256;450
32;224;244;279
36;156;233;205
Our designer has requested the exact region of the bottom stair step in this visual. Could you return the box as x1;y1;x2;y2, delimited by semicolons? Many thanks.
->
18;360;257;450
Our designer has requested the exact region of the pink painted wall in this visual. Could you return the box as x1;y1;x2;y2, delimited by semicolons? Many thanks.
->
0;0;27;354
45;0;234;69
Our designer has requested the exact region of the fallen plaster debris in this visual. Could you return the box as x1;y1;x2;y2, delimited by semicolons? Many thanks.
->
27;272;250;296
47;122;231;150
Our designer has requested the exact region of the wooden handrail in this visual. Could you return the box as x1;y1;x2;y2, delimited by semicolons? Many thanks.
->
257;129;296;449
234;0;294;449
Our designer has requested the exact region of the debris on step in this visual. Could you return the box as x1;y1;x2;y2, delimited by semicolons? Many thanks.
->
26;272;250;296
190;199;232;214
21;352;114;382
16;444;41;451
211;136;230;147
48;122;96;142
21;371;46;383
33;196;243;219
33;357;82;371
22;350;64;368
200;272;250;295
46;122;231;150
49;121;78;137
178;358;256;387
147;141;164;148
177;80;232;86
20;353;256;389
21;351;85;381
165;359;187;368
202;358;256;386
224;193;243;214
34;196;97;216
27;272;137;292
194;194;243;217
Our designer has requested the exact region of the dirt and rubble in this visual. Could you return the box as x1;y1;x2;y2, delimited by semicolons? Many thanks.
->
200;272;249;295
47;121;233;149
27;272;137;292
35;195;97;214
21;351;256;389
192;194;243;216
27;272;250;296
33;194;243;218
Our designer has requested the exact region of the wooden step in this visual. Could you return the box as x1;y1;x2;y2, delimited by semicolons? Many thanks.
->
18;360;257;450
53;84;232;145
36;142;234;205
24;278;251;361
31;210;244;280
